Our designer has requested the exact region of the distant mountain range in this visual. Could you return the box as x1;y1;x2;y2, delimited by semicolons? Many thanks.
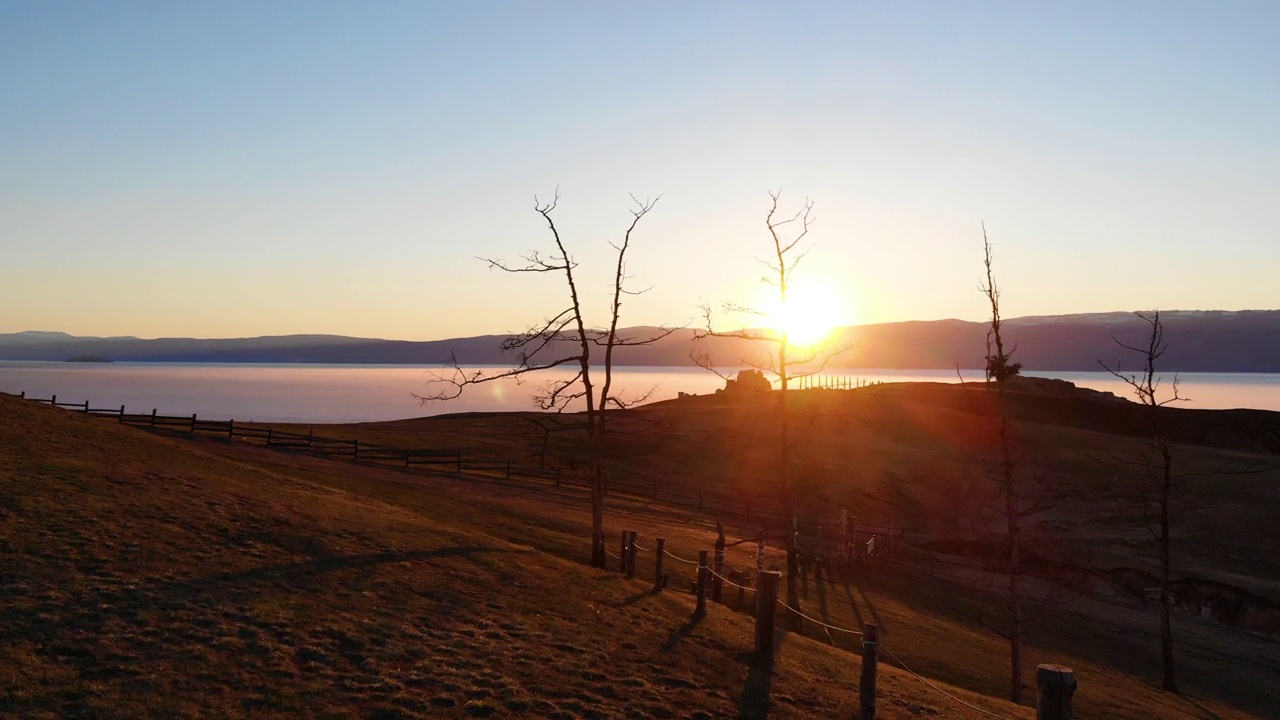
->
1;310;1277;372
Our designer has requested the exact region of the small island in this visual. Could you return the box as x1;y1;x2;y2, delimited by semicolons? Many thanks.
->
64;356;114;363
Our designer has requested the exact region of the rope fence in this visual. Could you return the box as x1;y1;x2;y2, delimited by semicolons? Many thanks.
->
706;567;757;594
608;526;1075;720
663;549;700;565
879;643;1023;720
777;599;863;635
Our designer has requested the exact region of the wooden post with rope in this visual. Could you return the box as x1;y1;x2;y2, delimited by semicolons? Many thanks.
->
695;550;709;618
619;530;629;574
839;509;849;568
653;537;666;592
1036;665;1076;720
755;570;780;654
859;624;878;720
626;530;638;579
850;515;858;565
713;522;726;602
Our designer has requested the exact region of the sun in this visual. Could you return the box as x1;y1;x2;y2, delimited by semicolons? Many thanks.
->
759;282;851;347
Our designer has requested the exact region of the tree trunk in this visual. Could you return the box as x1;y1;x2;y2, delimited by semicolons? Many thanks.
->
587;414;607;568
1159;449;1178;692
1008;494;1023;704
997;379;1023;705
779;340;801;632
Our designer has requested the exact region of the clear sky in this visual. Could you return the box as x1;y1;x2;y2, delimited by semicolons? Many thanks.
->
3;1;1277;340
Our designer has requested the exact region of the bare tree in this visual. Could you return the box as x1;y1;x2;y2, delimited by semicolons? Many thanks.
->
1100;310;1183;692
418;192;671;568
976;228;1045;704
693;191;845;632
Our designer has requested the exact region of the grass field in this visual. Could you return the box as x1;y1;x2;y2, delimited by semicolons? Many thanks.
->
2;387;1277;719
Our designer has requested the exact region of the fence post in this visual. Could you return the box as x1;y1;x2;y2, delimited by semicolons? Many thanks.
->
81;401;89;414
713;528;726;602
839;509;848;565
150;409;157;427
859;624;878;720
619;530;629;574
190;413;197;432
118;405;126;423
755;570;780;654
52;394;57;406
266;428;274;446
353;438;360;461
695;550;709;618
455;453;462;473
850;516;858;565
626;530;638;580
1036;665;1076;720
653;537;666;592
405;448;411;468
19;391;23;399
227;419;234;438
307;430;314;451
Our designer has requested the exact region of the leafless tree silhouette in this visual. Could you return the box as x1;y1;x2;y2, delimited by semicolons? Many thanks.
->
975;228;1053;704
417;191;674;568
1100;309;1185;692
692;191;848;632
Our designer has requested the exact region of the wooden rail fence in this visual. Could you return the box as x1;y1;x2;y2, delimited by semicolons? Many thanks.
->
11;389;904;561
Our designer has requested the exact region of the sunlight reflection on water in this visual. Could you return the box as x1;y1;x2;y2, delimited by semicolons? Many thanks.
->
1;362;1277;423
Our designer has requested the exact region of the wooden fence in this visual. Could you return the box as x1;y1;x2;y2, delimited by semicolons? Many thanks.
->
11;389;904;552
611;525;1076;720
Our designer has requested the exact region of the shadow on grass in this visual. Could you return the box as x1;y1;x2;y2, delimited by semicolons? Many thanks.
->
735;648;776;720
660;613;704;652
840;576;868;630
1179;694;1224;720
855;579;886;632
0;545;510;645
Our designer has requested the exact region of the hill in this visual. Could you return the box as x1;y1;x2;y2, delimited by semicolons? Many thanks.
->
3;309;1279;371
257;379;1280;717
6;381;1272;716
3;391;1047;719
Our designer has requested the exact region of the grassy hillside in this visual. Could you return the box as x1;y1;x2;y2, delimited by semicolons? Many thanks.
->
2;391;1276;718
268;381;1280;602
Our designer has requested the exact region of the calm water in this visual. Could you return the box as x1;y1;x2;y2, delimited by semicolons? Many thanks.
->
2;362;1278;423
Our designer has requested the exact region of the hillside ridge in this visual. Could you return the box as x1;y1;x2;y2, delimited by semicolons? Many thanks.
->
3;309;1279;371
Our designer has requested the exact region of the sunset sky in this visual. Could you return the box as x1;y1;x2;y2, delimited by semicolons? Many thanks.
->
3;2;1277;341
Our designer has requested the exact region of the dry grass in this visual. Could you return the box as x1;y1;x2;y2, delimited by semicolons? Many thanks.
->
2;390;1276;719
3;394;1031;719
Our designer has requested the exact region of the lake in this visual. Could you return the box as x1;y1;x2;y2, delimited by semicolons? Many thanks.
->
2;362;1278;423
